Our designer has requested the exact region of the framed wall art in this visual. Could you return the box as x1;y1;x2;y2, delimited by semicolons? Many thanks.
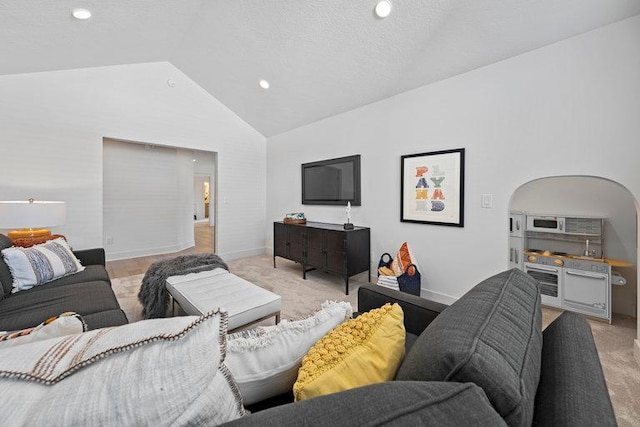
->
401;148;465;227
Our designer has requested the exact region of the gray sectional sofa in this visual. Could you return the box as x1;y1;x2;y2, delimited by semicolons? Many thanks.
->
0;234;128;331
229;268;616;426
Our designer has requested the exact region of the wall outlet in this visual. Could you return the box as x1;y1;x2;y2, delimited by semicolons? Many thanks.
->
105;236;114;245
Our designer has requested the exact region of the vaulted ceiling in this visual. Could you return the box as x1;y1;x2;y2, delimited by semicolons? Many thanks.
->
2;0;639;137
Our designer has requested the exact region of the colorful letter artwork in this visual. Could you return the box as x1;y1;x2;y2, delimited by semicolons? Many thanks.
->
413;165;446;212
401;149;465;226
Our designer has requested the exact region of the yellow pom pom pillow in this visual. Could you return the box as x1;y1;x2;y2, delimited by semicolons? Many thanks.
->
293;303;405;401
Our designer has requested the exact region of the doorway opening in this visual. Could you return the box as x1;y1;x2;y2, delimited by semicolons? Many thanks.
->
103;138;217;260
194;175;211;222
194;173;215;253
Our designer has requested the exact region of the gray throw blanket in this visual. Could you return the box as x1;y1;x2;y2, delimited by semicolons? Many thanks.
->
137;253;228;319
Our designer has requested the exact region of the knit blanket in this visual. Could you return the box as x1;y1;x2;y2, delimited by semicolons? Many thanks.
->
137;253;229;319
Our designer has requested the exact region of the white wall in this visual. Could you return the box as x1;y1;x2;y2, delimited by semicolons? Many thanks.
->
266;16;640;306
0;62;266;261
510;176;637;317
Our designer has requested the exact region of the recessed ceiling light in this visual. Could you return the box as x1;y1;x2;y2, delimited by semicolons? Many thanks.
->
72;8;92;20
259;79;270;90
374;1;392;18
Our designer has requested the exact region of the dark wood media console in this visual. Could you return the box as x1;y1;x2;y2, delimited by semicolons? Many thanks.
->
273;221;370;295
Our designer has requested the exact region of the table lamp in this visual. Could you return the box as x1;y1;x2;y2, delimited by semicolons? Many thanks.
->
0;199;66;241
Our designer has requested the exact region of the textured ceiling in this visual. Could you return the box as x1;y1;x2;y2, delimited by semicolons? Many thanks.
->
1;0;639;136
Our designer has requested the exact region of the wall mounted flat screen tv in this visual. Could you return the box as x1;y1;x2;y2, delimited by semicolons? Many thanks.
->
302;155;361;206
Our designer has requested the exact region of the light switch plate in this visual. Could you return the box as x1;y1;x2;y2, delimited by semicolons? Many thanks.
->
481;194;493;208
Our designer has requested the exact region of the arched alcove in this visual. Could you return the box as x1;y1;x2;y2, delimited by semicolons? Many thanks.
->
509;175;637;319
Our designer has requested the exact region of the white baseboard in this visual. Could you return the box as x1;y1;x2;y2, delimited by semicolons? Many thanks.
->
106;241;195;262
420;288;458;305
367;271;458;305
218;247;266;261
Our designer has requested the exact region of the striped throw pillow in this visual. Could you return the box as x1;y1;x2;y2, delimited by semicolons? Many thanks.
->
1;238;85;293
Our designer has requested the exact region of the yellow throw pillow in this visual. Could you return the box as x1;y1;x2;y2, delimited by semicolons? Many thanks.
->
293;303;405;401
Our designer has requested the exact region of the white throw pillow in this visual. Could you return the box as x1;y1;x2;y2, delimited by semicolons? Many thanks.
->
226;300;352;405
0;312;86;348
1;238;85;292
0;310;246;426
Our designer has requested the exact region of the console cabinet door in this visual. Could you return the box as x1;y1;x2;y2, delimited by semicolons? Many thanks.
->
273;222;288;259
288;226;305;263
305;227;325;269
324;230;346;275
345;229;371;276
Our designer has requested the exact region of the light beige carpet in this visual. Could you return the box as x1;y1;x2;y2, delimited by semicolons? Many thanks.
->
112;254;639;426
113;255;362;324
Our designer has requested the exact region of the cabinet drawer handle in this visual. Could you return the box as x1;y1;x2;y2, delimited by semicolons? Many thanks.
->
566;270;606;279
527;265;559;273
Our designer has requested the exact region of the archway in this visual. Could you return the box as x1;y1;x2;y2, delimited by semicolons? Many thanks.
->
509;175;637;321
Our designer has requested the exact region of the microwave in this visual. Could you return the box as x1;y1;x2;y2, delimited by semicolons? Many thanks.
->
526;216;565;233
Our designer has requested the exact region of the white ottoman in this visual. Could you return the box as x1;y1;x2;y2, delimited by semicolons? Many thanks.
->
166;268;281;331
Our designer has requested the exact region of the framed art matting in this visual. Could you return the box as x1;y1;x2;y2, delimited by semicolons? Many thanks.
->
401;148;465;227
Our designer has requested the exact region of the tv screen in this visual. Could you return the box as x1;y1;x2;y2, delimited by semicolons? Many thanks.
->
302;155;361;206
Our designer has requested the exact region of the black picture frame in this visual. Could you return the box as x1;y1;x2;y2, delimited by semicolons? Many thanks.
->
400;148;465;227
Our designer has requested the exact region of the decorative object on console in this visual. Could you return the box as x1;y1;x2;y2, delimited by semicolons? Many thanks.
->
401;148;465;227
283;212;306;224
293;303;405;401
343;201;354;230
0;310;246;425
1;237;85;293
0;199;66;242
226;301;352;405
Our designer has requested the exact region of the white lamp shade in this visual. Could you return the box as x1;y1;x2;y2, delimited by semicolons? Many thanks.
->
0;201;66;229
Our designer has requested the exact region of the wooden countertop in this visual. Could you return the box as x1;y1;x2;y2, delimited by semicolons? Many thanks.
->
604;259;633;267
524;251;633;267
